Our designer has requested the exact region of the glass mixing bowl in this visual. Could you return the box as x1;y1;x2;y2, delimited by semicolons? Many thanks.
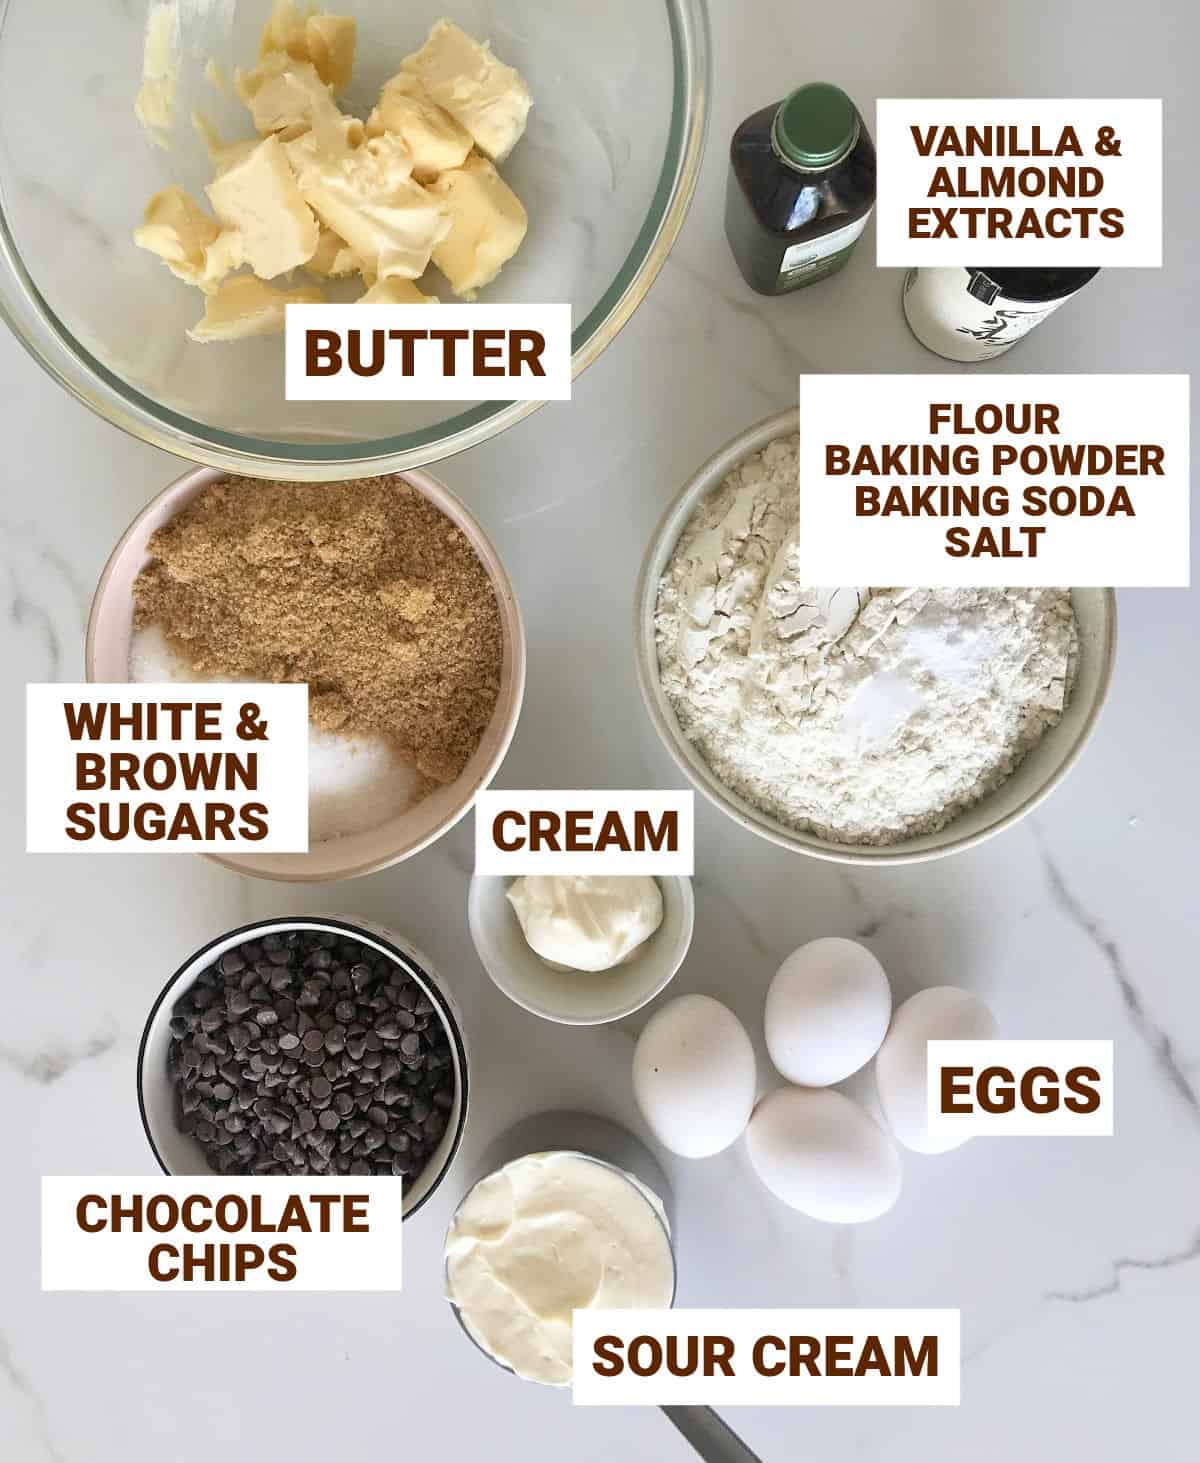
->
0;0;709;476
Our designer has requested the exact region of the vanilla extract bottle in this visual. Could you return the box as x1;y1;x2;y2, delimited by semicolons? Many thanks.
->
726;82;876;295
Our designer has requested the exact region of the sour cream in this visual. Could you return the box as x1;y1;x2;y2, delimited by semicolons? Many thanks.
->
444;1152;675;1385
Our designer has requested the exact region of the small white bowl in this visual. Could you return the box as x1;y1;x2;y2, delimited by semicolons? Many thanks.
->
137;915;469;1219
467;876;694;1026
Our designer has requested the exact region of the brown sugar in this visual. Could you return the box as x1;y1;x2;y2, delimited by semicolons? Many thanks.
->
133;474;504;787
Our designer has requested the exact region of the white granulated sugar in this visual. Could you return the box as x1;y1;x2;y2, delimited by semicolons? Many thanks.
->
130;625;422;843
655;434;1079;846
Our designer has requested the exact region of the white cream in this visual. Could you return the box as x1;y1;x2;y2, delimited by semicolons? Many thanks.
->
506;875;663;973
445;1153;675;1386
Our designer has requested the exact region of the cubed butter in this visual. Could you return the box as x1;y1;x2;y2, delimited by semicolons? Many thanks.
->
304;14;357;92
134;186;245;291
359;276;436;304
258;3;356;92
283;108;368;181
134;1;179;146
258;0;314;64
307;226;362;278
206;136;320;279
200;229;248;286
212;137;262;177
188;275;324;342
427;153;527;297
401;19;532;163
237;54;344;140
135;186;218;278
366;72;473;181
192;112;260;176
296;134;448;281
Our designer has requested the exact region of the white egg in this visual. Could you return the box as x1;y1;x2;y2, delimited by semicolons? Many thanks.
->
874;986;998;1154
633;994;756;1158
764;937;892;1087
745;1087;902;1224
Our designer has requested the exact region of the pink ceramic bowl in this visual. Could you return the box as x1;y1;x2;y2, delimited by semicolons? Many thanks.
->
87;465;526;882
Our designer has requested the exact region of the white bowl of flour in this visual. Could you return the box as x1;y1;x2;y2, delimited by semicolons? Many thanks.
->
635;409;1117;864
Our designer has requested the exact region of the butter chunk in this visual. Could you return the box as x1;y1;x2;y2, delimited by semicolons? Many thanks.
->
213;137;262;177
135;187;218;279
295;135;449;281
304;14;357;92
237;54;344;141
428;153;527;297
307;227;362;278
258;3;357;93
192;111;260;176
401;19;532;163
199;229;248;287
359;277;436;304
135;186;245;291
206;136;320;279
188;275;323;342
259;0;308;59
134;2;179;147
283;108;366;179
367;73;472;182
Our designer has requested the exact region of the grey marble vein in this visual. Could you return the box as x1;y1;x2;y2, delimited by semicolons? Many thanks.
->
1044;1227;1200;1304
837;868;912;942
662;256;808;382
8;586;61;682
502;494;568;526
693;874;776;961
37;544;90;624
1;527;90;682
14;175;115;256
0;1334;67;1463
0;1030;117;1086
1034;824;1200;1121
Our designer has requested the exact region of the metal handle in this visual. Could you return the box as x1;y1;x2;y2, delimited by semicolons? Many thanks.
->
661;1406;766;1463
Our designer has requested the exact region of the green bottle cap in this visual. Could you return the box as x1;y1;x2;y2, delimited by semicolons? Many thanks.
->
772;83;859;169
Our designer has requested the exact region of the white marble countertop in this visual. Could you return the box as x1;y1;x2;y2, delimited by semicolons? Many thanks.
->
3;1;1198;1459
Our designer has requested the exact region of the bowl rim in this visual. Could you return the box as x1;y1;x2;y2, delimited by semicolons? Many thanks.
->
466;872;695;1026
85;460;528;882
0;0;712;478
634;406;1119;866
135;914;471;1220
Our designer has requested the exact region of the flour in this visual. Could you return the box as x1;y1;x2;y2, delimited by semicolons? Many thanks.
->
655;434;1079;846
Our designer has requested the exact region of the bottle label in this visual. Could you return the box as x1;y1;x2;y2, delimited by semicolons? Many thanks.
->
902;268;1077;361
780;212;870;279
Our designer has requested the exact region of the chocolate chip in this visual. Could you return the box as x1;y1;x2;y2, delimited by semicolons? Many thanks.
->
168;927;456;1187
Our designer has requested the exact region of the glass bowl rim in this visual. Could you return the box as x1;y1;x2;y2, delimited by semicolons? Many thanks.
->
0;0;711;479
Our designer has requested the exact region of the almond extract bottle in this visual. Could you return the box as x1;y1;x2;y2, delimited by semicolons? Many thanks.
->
726;82;876;295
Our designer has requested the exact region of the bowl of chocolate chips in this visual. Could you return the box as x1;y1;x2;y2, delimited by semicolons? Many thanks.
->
138;917;468;1217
